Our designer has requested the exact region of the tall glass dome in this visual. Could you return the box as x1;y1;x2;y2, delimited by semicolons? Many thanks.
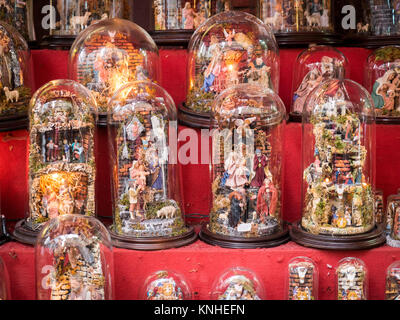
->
69;18;160;113
290;45;348;120
13;79;97;245
210;267;265;300
183;10;279;126
35;215;114;300
107;80;196;250
199;83;289;248
286;256;318;300
385;261;400;300
336;257;368;300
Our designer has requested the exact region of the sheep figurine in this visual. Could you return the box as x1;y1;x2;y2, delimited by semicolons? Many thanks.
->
4;87;19;103
156;205;177;219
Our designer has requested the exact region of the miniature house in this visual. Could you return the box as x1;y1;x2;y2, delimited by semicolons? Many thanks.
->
69;18;160;113
182;10;279;127
107;80;196;250
35;215;114;300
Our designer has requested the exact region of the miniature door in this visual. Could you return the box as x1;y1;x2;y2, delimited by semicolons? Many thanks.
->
0;21;31;129
142;270;192;300
386;261;400;300
69;18;160;114
211;267;265;300
364;46;400;123
200;83;288;248
301;79;376;237
336;257;368;300
35;215;114;300
183;10;279;127
290;45;348;120
26;80;97;232
287;257;318;300
108;80;195;250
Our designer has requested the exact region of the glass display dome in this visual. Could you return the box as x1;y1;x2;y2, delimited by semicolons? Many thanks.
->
184;10;279;122
259;0;333;33
287;256;318;300
141;270;192;300
336;257;368;300
364;46;400;121
386;192;400;236
0;0;35;41
290;45;348;119
301;79;376;236
0;21;31;125
13;79;97;244
49;0;123;37
0;256;10;300
69;18;160;112
210;267;265;300
375;188;384;226
385;261;400;300
35;214;114;300
386;193;400;247
107;80;196;250
200;83;288;248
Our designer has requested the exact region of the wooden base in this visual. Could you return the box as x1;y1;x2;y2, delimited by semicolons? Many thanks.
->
275;31;342;48
0;215;10;245
288;112;302;123
342;35;400;49
178;104;210;129
199;223;290;249
96;112;108;127
290;222;386;250
39;35;77;50
150;30;193;48
375;116;400;125
0;114;28;132
12;220;41;246
108;225;198;251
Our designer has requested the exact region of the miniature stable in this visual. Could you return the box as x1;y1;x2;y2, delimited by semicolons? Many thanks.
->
68;18;160;126
286;256;318;300
141;270;192;300
289;45;348;122
107;80;196;250
199;83;289;249
12;79;97;245
290;78;386;250
180;10;280;128
0;21;32;131
35;214;114;300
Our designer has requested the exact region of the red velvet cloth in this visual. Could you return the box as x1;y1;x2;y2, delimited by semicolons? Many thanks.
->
0;49;399;300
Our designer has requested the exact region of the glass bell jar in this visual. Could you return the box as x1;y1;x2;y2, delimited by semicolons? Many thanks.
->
0;0;35;42
364;46;400;123
0;256;10;300
68;18;160;120
258;0;335;44
385;261;400;300
140;270;192;300
286;256;318;300
290;45;348;121
0;21;32;131
44;0;123;48
13;79;97;246
182;10;280;128
210;267;265;300
336;257;368;301
386;192;400;236
35;214;114;300
291;79;386;250
107;80;197;250
199;83;289;249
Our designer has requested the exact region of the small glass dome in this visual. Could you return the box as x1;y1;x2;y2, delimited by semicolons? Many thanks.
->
375;188;384;226
291;45;348;116
26;79;97;232
35;214;114;300
0;21;31;120
385;261;400;300
386;193;400;235
259;0;333;33
108;80;190;239
141;270;192;300
301;79;376;236
69;18;160;112
211;267;265;300
364;46;400;120
0;257;10;300
49;0;123;37
208;83;286;240
336;257;368;300
185;10;279;115
287;256;318;300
